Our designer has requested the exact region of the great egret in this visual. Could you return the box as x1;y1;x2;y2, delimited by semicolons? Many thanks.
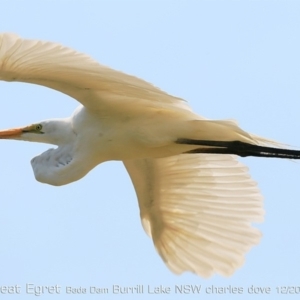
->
0;33;299;278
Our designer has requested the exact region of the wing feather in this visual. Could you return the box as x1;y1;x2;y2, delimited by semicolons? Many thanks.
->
124;154;263;278
0;33;190;112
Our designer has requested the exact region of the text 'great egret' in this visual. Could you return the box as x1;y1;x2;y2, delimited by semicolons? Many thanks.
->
0;33;299;278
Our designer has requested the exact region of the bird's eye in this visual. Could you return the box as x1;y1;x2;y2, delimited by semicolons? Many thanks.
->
35;124;43;131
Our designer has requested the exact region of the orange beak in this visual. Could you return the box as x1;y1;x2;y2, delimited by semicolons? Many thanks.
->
0;127;23;139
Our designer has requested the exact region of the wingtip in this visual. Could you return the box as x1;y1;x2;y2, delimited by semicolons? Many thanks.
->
0;32;20;44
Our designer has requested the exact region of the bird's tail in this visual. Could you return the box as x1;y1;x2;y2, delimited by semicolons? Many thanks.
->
177;119;300;159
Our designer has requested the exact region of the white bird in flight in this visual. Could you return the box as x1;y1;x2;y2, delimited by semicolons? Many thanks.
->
0;33;299;278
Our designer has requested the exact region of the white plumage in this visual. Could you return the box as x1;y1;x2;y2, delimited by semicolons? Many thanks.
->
124;155;262;277
0;33;298;277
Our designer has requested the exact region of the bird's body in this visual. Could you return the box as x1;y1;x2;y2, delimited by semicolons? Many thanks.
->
0;33;299;277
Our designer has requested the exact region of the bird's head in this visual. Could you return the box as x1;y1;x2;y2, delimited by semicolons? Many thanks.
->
0;119;73;145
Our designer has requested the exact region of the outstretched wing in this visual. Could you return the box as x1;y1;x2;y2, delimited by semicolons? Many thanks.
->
124;154;263;278
0;33;191;113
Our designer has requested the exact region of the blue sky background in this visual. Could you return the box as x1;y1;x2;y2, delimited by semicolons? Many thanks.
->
1;1;300;299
